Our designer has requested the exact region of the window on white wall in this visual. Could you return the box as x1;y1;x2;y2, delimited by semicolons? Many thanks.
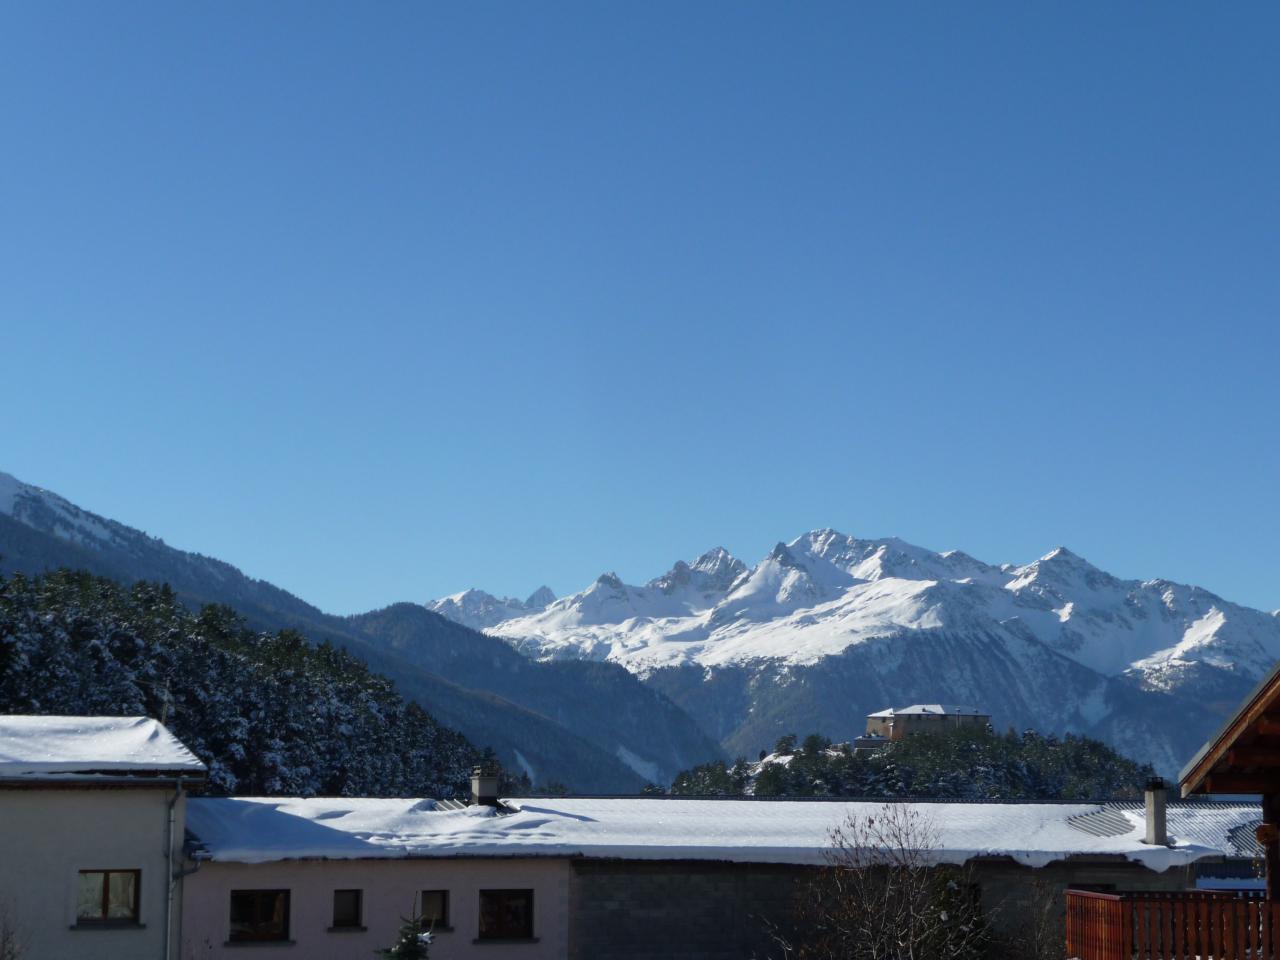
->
229;889;290;943
420;889;449;929
332;889;363;930
76;869;140;924
478;889;534;941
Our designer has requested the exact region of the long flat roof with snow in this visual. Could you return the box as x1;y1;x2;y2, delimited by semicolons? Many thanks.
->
185;796;1256;871
0;716;206;781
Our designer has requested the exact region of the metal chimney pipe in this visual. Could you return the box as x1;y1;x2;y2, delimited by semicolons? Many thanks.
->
1144;777;1168;846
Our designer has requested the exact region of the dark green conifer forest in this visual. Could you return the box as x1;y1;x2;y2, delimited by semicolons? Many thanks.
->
0;568;487;797
670;726;1156;800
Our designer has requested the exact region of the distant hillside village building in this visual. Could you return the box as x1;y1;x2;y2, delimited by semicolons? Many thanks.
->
0;712;1272;960
851;703;992;752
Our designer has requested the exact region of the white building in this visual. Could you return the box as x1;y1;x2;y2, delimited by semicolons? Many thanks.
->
0;716;206;960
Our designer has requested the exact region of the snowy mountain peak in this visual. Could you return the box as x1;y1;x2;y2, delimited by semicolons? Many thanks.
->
425;586;554;632
1042;546;1090;567
649;548;748;596
1036;546;1099;571
594;571;625;590
690;546;745;576
0;469;134;553
1006;545;1114;594
0;470;59;518
648;560;694;594
767;541;804;568
526;585;556;608
782;529;1003;587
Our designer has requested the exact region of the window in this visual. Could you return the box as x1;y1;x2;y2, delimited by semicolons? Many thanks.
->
478;889;533;941
332;889;362;929
76;870;140;924
229;890;290;943
420;889;449;930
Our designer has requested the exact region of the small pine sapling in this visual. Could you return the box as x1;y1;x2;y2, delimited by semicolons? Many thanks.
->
376;913;433;959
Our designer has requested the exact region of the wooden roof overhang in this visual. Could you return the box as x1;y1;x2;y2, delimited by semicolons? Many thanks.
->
1181;660;1280;797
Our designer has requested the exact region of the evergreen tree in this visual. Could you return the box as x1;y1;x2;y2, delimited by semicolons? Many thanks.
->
376;915;432;959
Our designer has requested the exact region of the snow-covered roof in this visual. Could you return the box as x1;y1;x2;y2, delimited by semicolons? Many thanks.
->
0;716;206;781
1067;799;1262;858
185;796;1256;871
867;704;989;718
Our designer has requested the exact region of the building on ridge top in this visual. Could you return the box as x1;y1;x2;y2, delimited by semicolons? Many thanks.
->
864;703;992;741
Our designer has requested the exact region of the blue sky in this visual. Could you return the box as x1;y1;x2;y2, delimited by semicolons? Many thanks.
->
2;3;1277;615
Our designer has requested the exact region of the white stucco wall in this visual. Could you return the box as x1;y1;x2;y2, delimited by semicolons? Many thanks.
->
0;785;186;960
181;858;571;960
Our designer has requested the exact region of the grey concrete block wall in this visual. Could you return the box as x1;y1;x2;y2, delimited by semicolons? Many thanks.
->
970;857;1198;950
567;857;1202;959
568;860;813;960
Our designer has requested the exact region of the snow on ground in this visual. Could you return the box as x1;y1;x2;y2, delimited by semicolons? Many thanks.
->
187;796;1245;872
0;716;206;776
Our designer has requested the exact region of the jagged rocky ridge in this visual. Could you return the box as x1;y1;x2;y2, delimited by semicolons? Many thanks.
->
428;586;558;631
0;471;720;791
434;531;1280;776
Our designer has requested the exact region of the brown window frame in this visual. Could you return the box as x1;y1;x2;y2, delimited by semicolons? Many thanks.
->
420;889;450;930
477;888;534;941
228;889;291;943
76;869;141;924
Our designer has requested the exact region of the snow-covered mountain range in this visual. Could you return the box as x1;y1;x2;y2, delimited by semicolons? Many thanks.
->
428;586;558;631
0;470;721;791
6;462;1275;781
429;531;1280;775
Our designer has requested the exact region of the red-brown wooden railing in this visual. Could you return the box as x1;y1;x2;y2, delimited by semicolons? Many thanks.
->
1067;889;1276;960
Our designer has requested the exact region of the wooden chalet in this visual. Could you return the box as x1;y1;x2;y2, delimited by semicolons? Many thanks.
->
1067;661;1280;959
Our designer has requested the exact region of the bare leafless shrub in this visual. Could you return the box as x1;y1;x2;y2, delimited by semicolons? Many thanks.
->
767;804;992;960
983;875;1068;960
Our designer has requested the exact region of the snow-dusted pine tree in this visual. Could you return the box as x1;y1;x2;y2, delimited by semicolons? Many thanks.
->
376;915;432;959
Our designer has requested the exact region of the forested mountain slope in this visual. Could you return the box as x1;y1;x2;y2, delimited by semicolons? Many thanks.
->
669;727;1157;800
0;472;717;790
350;603;721;785
0;569;476;797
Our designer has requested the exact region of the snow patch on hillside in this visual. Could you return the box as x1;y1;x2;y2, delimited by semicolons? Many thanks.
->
615;745;661;784
0;471;23;514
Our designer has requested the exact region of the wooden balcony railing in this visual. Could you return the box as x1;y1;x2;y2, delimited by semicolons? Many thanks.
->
1067;888;1275;960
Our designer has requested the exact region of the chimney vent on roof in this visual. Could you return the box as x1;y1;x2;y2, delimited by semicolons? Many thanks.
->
1144;777;1168;846
470;764;500;808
